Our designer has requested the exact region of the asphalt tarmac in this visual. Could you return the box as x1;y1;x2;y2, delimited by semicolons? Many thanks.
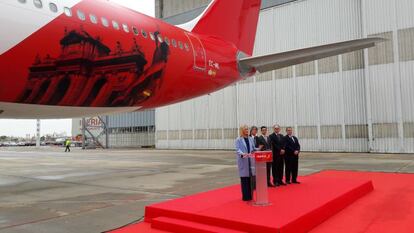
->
0;147;413;233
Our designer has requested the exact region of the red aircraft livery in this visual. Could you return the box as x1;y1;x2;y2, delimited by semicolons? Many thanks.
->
0;0;382;118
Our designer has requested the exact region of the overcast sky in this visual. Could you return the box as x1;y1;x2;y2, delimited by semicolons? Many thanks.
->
0;0;155;138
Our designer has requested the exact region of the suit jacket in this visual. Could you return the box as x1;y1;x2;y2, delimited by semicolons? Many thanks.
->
269;133;285;155
284;135;300;155
256;135;271;151
235;136;258;177
251;135;258;147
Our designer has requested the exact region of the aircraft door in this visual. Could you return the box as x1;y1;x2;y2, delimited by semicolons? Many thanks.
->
185;32;206;72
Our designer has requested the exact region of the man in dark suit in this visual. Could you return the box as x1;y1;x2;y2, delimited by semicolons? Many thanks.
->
255;126;273;187
250;126;258;146
284;127;301;184
269;124;286;186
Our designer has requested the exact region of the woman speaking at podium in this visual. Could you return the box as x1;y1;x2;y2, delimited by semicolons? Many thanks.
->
235;125;262;201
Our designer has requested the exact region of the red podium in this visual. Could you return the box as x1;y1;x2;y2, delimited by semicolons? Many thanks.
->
252;151;273;206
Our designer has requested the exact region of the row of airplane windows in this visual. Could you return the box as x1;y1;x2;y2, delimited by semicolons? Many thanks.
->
17;0;191;52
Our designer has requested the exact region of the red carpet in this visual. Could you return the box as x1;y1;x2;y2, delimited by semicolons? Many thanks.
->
108;170;386;233
309;171;414;233
108;171;414;232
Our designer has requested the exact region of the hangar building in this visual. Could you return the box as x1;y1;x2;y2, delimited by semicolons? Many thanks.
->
155;0;414;153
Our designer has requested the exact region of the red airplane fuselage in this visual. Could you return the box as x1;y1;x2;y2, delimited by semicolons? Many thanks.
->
0;0;253;118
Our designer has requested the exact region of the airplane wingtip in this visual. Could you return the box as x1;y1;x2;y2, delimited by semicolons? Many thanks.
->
369;37;388;43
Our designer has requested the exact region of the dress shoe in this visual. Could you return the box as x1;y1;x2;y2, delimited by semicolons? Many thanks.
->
279;182;287;186
292;181;301;184
286;181;291;184
267;183;275;187
275;183;280;187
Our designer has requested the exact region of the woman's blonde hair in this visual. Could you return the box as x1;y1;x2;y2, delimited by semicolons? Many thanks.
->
239;124;249;137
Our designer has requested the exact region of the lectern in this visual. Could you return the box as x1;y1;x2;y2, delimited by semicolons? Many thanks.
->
252;151;273;206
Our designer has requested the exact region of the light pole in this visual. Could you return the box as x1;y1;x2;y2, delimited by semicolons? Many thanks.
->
36;119;40;148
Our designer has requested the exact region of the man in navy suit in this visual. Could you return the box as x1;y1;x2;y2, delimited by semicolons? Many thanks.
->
284;127;301;184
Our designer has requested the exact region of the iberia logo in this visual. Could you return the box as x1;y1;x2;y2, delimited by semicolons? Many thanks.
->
254;151;273;162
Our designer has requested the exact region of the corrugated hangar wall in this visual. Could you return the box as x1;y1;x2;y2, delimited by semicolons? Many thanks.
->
155;0;414;153
106;111;155;148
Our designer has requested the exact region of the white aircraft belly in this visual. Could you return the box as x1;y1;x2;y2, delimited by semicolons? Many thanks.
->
0;102;140;119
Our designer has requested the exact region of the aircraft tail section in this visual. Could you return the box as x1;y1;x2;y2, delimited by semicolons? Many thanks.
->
180;0;261;56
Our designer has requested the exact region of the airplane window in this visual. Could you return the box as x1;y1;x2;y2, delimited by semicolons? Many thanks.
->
49;2;58;12
77;10;85;21
150;32;155;41
141;30;148;38
157;34;163;43
132;26;139;36
101;17;109;27
33;0;43;8
184;43;190;51
122;24;129;33
178;41;183;50
64;7;72;17
18;0;27;4
171;39;177;47
164;37;170;46
112;21;119;30
90;14;97;24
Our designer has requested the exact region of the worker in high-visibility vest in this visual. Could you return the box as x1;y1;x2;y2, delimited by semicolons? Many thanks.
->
64;139;71;152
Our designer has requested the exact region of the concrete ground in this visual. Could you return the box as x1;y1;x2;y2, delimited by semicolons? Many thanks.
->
0;147;413;233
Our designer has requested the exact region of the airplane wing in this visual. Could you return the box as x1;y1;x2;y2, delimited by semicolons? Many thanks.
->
239;38;385;73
